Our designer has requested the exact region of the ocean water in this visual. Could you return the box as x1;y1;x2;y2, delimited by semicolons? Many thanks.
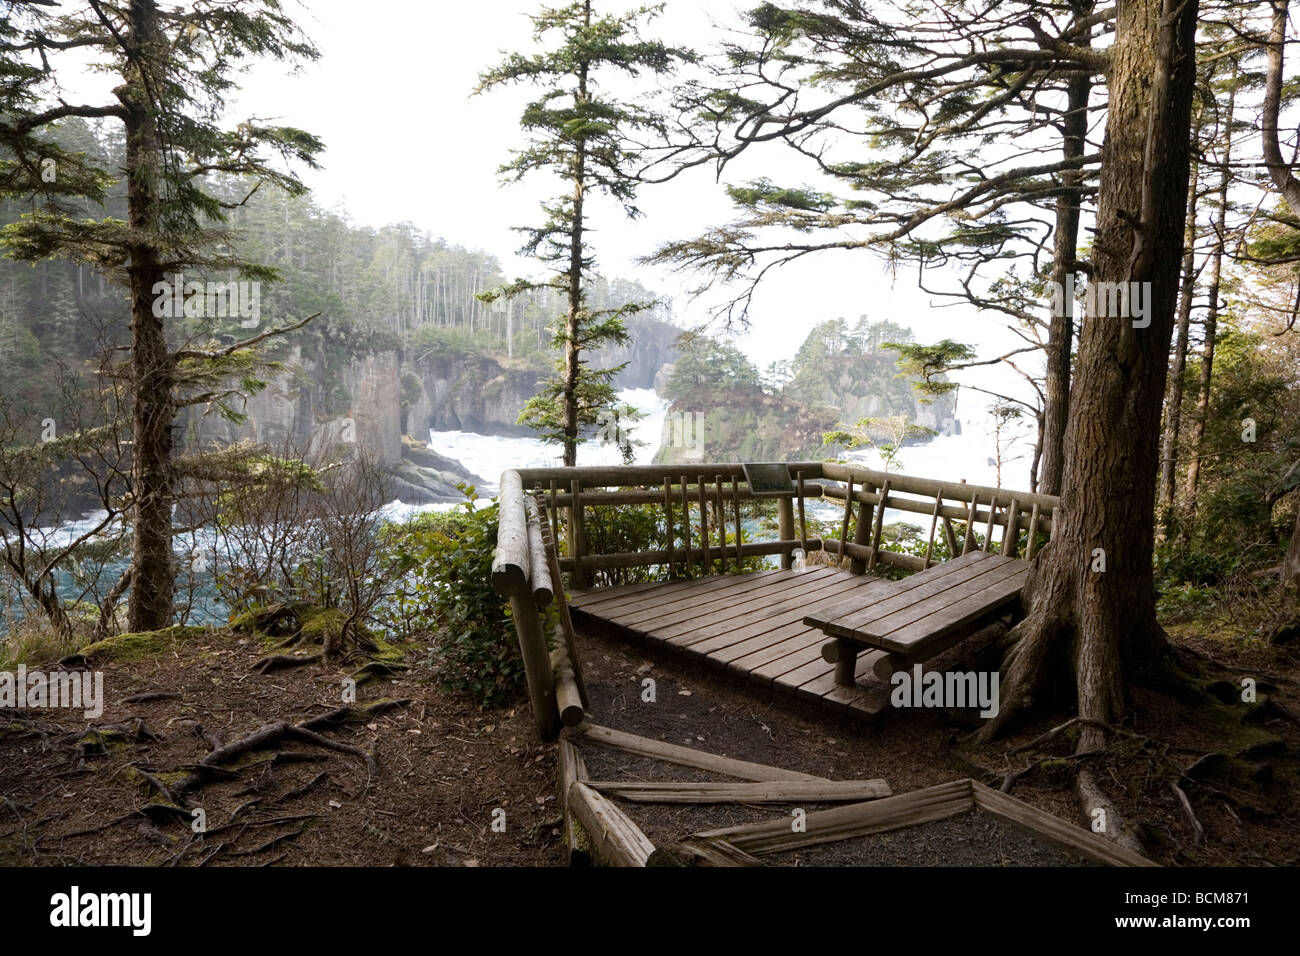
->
4;388;1024;632
426;387;671;493
427;386;1028;502
428;387;1028;493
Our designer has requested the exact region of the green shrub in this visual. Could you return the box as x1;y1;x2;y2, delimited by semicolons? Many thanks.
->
1155;543;1236;588
577;489;769;586
1156;583;1221;623
379;489;529;708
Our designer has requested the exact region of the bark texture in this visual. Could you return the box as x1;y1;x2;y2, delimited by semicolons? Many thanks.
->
122;0;176;632
988;0;1200;750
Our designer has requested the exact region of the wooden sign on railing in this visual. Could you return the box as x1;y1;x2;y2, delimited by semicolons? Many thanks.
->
741;462;795;497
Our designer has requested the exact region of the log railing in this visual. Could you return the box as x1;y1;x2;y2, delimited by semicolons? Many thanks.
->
491;461;1060;737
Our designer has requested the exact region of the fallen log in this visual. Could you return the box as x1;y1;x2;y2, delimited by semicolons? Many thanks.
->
586;779;890;804
695;778;975;854
648;836;764;867
556;737;591;866
575;723;826;783
567;781;655;867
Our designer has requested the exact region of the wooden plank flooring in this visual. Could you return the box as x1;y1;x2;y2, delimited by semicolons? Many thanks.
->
570;568;894;720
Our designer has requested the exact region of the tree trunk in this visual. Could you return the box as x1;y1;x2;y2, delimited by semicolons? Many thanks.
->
1028;410;1044;493
1259;1;1300;589
986;0;1199;751
123;0;176;632
1183;87;1234;517
1281;507;1300;586
1156;153;1200;540
562;5;591;469
1039;66;1092;496
1262;0;1300;214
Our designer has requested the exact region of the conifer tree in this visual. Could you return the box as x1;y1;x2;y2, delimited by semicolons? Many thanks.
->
477;0;692;466
0;0;323;630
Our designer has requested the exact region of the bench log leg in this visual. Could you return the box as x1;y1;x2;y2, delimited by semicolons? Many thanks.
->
833;638;858;686
872;652;910;683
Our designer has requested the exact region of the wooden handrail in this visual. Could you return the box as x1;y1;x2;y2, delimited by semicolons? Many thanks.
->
490;460;1062;738
495;462;1061;593
491;470;531;597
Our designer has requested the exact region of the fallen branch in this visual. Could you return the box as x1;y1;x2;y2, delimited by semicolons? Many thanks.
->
251;653;322;674
574;723;826;783
1169;780;1205;847
586;778;891;804
122;691;182;704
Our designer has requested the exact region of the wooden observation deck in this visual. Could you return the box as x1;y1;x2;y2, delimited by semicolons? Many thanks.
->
491;461;1059;738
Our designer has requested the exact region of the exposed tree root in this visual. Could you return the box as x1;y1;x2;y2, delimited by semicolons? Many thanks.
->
112;701;410;823
351;660;411;683
224;818;316;857
1169;780;1205;845
251;653;323;674
122;691;182;704
280;771;329;801
989;712;1238;857
1010;716;1125;755
133;767;180;808
299;699;410;732
202;721;378;783
1077;768;1146;856
999;749;1105;793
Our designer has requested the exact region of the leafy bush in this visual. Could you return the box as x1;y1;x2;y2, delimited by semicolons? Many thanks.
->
581;501;665;587
379;490;528;708
1155;543;1237;588
577;490;769;586
1156;583;1222;623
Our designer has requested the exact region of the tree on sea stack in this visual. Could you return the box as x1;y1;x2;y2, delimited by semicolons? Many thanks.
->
476;1;693;466
0;0;322;631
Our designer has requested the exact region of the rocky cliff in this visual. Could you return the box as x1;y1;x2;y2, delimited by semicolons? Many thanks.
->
589;312;682;391
188;346;482;503
406;352;542;437
404;313;681;437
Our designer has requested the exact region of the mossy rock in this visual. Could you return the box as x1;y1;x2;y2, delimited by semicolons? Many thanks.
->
71;626;210;665
298;606;350;644
230;602;307;640
232;603;378;652
78;728;135;755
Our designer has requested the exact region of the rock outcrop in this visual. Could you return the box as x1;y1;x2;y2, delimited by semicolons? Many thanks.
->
388;436;487;504
187;346;480;502
407;352;543;437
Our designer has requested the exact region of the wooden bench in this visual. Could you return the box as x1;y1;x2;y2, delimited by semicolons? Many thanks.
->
802;551;1029;685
